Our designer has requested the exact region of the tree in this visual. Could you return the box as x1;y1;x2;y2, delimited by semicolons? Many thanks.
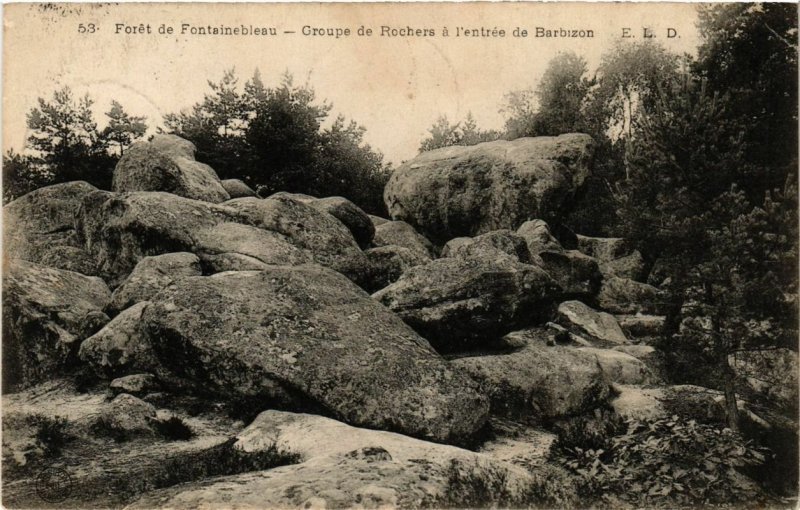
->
419;113;499;152
24;86;117;189
503;52;592;138
102;100;147;155
618;72;797;432
2;150;50;203
164;69;390;215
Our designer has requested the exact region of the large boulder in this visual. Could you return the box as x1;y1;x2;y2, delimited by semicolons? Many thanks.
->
192;222;311;269
3;259;111;390
578;347;656;385
384;134;595;245
441;230;532;264
556;300;628;346
364;245;429;292
451;342;611;421
79;302;162;380
224;196;370;286
95;393;157;437
310;196;375;249
372;220;435;259
373;257;560;352
76;191;238;284
130;410;573;509
4;181;99;275
597;276;662;315
220;178;257;199
112;134;230;203
516;219;564;256
140;265;489;443
108;252;202;314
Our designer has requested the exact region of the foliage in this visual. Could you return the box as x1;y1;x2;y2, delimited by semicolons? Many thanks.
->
419;113;501;152
152;416;195;441
503;52;592;138
103;100;147;155
2;150;51;203
164;69;391;215
29;415;73;458
5;86;149;200
554;417;769;507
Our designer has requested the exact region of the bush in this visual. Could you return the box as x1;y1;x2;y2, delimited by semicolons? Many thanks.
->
29;415;73;458
553;416;769;507
152;416;195;441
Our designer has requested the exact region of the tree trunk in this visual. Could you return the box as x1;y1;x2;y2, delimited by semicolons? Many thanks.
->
722;359;740;432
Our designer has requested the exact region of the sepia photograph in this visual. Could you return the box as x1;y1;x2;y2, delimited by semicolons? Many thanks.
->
1;2;798;508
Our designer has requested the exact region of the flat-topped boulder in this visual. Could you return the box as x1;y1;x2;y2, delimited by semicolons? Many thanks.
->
372;220;435;259
140;265;489;443
113;134;230;203
442;230;532;264
556;300;628;346
108;252;202;314
374;257;560;352
384;134;595;244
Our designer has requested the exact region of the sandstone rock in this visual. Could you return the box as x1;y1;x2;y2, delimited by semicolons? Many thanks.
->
108;253;202;314
95;393;156;436
364;245;429;292
220;179;257;199
597;277;662;315
79;302;161;379
310;196;375;249
109;374;160;397
385;134;594;245
516;219;564;256
373;220;435;259
556;300;627;346
451;342;611;420
369;214;389;227
193;222;311;267
599;250;647;281
76;191;238;284
578;347;655;385
615;314;666;338
130;410;572;509
441;230;532;264
225;196;369;286
4;181;99;275
112;134;229;203
575;235;630;261
374;257;560;352
538;250;602;298
197;252;271;273
3;259;111;391
141;266;488;443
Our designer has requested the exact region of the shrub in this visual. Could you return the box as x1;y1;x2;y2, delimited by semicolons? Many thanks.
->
152;416;195;441
29;415;73;457
553;416;769;507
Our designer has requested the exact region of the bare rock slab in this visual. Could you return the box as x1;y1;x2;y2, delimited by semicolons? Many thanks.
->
556;300;628;346
141;265;489;443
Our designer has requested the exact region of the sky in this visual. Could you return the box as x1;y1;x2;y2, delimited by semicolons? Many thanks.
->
3;3;702;165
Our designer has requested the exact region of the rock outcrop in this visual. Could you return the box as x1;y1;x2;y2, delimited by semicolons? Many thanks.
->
4;181;99;275
113;134;230;203
364;245;429;292
139;265;488;443
108;252;202;314
3;259;111;390
556;300;628;346
220;178;257;198
374;257;560;352
372;220;435;259
384;134;594;244
310;196;375;249
130;410;573;509
442;230;532;264
597;277;662;315
452;342;611;421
